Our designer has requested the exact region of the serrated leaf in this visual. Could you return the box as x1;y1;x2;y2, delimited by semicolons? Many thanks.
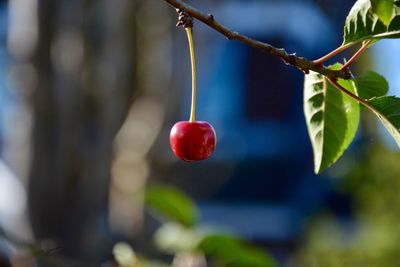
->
371;0;395;25
366;96;400;146
354;71;389;99
343;0;400;45
198;234;276;267
145;186;199;227
304;65;360;174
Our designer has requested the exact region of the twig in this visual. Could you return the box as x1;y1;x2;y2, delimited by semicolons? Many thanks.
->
164;0;352;79
327;78;378;114
313;42;357;65
341;40;373;70
328;78;397;145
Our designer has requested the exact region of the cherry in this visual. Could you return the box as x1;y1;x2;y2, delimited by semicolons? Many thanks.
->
170;121;216;162
169;26;217;162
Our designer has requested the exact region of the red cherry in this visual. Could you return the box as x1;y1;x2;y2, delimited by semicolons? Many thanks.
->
170;121;216;162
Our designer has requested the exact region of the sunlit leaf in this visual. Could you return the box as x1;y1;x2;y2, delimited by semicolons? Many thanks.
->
343;0;400;44
145;186;199;227
199;234;276;267
354;71;389;99
304;64;360;173
366;96;400;146
371;0;395;25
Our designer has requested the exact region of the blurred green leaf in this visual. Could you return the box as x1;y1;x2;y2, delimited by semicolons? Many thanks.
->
371;0;395;25
145;186;199;227
367;96;400;146
354;71;389;99
304;64;360;174
198;234;276;267
343;0;400;45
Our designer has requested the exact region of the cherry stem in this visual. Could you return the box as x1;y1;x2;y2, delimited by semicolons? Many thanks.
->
341;39;373;70
313;41;357;65
186;27;196;122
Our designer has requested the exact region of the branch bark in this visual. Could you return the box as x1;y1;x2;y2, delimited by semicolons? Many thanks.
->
164;0;352;80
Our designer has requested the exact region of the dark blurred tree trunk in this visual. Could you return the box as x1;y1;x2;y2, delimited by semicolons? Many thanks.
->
28;0;137;264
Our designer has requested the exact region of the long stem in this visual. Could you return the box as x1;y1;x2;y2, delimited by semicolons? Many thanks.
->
313;41;357;65
341;40;373;70
186;27;196;122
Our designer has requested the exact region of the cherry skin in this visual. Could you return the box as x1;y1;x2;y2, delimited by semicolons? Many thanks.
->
170;121;216;162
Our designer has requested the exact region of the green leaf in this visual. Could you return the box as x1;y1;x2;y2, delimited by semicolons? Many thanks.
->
304;64;360;173
366;96;400;146
353;71;389;99
371;0;395;25
343;0;400;44
198;234;276;267
145;186;199;227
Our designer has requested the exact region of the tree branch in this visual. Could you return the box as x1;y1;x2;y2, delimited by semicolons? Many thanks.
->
341;40;372;70
164;0;352;80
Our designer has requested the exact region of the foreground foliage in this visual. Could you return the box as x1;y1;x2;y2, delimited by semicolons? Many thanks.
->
304;0;400;173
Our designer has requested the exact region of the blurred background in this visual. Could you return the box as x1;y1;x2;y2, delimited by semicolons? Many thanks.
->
0;0;399;266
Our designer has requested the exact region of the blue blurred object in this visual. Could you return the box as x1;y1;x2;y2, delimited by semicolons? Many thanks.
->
0;2;29;241
0;2;11;155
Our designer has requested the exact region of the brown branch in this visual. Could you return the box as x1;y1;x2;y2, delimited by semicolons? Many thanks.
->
313;42;357;65
164;0;352;79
